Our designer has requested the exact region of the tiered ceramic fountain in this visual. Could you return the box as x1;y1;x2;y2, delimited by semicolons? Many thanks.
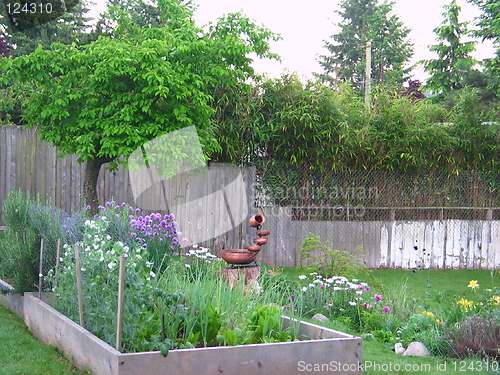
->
220;213;269;290
220;213;269;265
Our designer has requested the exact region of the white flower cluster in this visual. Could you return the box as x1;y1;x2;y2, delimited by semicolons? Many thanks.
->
186;244;217;260
298;273;370;293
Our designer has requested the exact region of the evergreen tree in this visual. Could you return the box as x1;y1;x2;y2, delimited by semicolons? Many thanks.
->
468;0;500;96
317;0;413;89
0;0;94;57
422;0;477;93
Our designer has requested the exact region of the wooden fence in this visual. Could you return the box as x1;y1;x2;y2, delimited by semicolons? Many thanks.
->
2;125;500;269
0;125;256;250
260;206;500;269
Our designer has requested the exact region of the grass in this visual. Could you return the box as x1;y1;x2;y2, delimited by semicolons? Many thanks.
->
280;266;496;310
0;305;89;375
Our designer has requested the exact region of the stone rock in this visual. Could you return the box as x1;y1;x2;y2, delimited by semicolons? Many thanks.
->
395;343;405;355
312;313;329;323
403;341;431;357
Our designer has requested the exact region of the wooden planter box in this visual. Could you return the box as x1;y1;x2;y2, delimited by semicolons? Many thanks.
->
1;287;362;375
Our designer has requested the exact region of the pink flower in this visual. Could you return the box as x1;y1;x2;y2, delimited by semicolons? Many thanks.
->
181;237;188;243
319;285;325;289
383;306;391;314
374;294;382;302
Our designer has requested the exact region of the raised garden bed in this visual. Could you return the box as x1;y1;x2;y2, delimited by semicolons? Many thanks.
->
0;288;362;375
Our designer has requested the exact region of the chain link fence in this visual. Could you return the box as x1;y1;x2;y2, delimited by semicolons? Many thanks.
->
250;161;500;268
253;161;500;221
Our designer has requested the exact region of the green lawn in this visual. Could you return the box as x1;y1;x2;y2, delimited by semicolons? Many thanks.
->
280;266;496;311
0;305;89;375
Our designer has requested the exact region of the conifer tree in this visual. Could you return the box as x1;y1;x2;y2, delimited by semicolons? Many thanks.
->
317;0;413;89
422;0;477;93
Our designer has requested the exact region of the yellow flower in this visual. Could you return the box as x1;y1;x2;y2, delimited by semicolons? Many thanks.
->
422;311;435;319
457;298;474;312
491;296;500;305
467;280;479;290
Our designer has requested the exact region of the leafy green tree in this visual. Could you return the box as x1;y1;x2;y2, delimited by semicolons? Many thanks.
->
422;0;477;93
468;0;500;96
92;0;165;37
316;0;413;88
0;0;279;212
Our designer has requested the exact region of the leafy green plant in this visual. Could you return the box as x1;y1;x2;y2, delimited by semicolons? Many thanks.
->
0;190;41;293
300;232;366;278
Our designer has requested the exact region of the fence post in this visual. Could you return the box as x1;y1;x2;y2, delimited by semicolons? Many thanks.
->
74;244;85;328
116;254;127;352
38;238;44;299
54;239;60;289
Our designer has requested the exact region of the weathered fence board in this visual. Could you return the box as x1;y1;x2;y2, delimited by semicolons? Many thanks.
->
258;211;500;269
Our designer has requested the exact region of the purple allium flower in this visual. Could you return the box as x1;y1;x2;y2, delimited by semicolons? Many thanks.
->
383;306;391;314
121;202;126;207
135;208;141;212
98;205;105;210
374;294;382;302
181;237;188;243
85;205;91;210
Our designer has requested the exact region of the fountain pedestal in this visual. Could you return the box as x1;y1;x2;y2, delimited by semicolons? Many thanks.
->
222;264;260;292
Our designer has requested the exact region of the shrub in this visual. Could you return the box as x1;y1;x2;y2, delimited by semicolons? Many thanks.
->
445;314;500;359
299;232;366;278
0;190;86;293
0;190;40;293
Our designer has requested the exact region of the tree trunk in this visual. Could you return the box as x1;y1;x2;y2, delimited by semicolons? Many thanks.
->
83;157;112;215
222;265;260;293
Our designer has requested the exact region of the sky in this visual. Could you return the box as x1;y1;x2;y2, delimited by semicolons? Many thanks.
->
189;0;495;82
88;0;496;83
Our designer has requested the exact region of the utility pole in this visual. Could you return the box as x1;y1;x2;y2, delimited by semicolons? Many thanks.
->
365;40;372;109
